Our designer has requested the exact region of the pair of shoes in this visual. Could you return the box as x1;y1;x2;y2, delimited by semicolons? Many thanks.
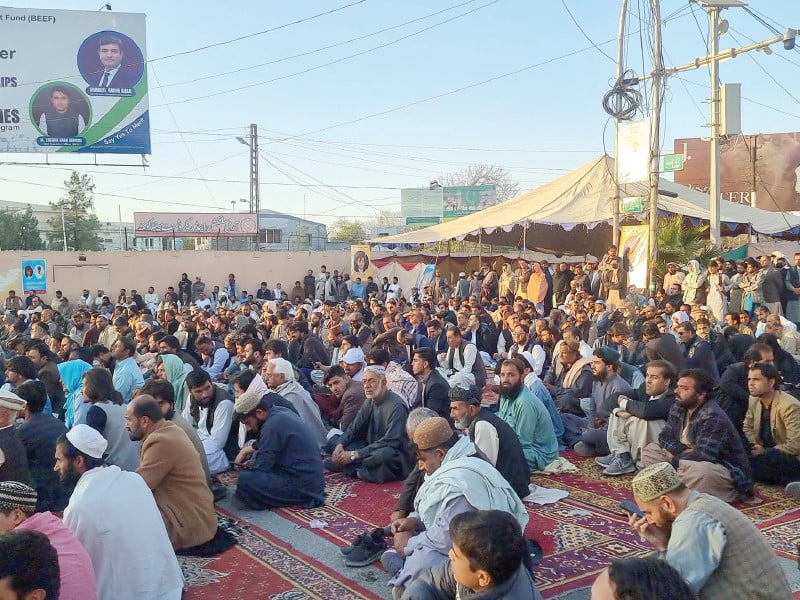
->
595;453;615;468
785;481;800;500
603;454;636;476
573;441;595;457
340;532;368;556
211;483;229;503
344;530;387;567
381;549;404;577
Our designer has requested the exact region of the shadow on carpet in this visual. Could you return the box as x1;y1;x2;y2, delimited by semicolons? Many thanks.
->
180;510;384;599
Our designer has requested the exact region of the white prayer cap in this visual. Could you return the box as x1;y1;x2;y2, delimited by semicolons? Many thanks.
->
363;365;386;378
66;424;108;459
268;357;295;382
342;347;365;365
0;389;26;412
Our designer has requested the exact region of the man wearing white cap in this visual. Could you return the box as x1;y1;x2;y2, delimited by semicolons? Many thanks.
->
0;480;97;600
0;390;31;485
56;424;184;600
342;346;366;382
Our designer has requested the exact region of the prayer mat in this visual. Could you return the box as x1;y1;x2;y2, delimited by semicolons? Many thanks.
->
181;510;383;599
529;451;800;597
218;453;800;599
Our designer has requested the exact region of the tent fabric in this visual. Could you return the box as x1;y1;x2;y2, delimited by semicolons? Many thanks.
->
370;155;800;245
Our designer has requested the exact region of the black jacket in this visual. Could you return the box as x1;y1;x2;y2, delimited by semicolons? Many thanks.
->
612;384;676;421
413;369;451;419
469;409;531;500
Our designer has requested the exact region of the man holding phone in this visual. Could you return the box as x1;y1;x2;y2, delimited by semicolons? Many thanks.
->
625;462;790;599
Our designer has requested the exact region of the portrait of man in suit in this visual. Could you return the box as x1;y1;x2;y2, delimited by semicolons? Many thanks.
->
79;31;144;93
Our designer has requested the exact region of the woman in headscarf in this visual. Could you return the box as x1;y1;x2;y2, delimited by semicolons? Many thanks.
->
155;353;188;413
739;257;763;316
682;260;707;305
58;359;93;428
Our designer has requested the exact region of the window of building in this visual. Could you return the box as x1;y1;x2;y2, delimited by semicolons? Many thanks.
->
261;229;281;244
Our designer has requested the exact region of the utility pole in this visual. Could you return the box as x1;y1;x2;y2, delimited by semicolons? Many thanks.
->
612;0;629;247
647;0;662;294
632;1;795;253
249;123;259;217
708;3;723;247
237;124;260;250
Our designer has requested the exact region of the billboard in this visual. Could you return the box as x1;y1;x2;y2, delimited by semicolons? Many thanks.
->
0;8;149;154
21;259;47;294
401;185;499;226
443;185;497;220
401;188;443;227
134;213;258;237
674;133;800;212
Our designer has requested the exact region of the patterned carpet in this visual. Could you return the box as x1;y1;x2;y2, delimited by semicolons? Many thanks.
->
209;454;800;599
181;510;383;599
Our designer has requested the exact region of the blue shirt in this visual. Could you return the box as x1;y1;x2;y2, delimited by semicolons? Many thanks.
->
112;357;144;403
498;386;559;471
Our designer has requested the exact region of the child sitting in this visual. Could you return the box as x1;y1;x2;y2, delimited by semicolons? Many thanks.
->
401;509;543;599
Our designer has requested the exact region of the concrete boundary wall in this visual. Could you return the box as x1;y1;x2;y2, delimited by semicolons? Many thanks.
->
0;251;352;303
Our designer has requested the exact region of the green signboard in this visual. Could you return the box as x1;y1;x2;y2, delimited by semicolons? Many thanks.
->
662;153;685;172
443;185;497;219
622;196;644;214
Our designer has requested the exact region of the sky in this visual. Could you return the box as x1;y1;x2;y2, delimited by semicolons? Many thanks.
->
0;0;798;227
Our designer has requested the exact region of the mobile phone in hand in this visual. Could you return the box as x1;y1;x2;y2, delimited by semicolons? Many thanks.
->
620;500;644;518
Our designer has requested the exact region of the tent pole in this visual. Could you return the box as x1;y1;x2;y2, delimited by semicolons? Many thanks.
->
523;222;527;256
478;230;483;266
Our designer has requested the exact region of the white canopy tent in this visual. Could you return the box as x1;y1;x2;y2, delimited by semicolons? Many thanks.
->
370;155;800;244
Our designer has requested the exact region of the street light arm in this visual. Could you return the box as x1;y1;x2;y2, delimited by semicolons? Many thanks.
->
636;31;792;81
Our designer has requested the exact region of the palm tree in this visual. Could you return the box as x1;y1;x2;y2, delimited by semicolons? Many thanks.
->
655;216;719;285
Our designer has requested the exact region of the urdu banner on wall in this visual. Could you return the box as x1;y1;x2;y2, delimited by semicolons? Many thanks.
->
134;213;258;237
0;7;149;154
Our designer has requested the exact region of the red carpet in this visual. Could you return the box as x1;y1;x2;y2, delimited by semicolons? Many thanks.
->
273;453;800;598
181;508;383;599
211;446;800;598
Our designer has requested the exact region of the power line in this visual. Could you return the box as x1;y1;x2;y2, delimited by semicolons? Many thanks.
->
672;75;800;120
150;0;500;107
560;0;615;62
15;1;370;89
150;1;368;62
726;30;800;108
150;66;220;203
155;0;487;90
271;6;697;144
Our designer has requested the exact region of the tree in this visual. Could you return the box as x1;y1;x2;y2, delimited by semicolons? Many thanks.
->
655;215;719;283
0;206;45;250
46;171;103;251
363;210;402;230
439;163;520;203
329;218;367;244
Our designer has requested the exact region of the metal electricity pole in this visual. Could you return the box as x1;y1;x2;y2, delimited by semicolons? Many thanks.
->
647;0;663;294
707;2;724;247
248;123;260;217
612;0;629;247
636;0;796;249
237;124;260;249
